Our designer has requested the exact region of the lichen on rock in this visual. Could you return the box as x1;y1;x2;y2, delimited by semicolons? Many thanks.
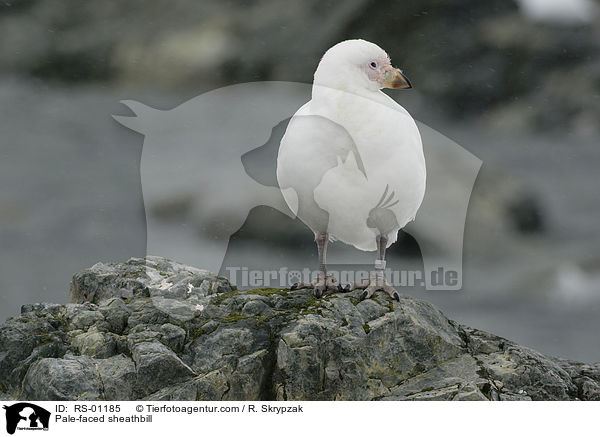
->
0;257;598;401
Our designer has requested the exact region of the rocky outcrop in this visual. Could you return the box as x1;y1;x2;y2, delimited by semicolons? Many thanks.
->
1;257;599;401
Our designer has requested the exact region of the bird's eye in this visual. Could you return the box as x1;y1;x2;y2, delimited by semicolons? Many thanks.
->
370;62;377;69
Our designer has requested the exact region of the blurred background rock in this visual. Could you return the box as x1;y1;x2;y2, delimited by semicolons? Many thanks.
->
0;0;599;361
2;0;598;134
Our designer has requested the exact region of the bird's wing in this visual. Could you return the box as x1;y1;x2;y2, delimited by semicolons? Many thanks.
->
308;92;426;250
276;102;366;233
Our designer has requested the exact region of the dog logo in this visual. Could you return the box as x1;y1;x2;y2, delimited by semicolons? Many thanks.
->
3;403;50;434
113;82;481;290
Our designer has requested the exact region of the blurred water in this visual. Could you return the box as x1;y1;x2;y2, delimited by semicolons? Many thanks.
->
1;77;599;362
0;77;147;318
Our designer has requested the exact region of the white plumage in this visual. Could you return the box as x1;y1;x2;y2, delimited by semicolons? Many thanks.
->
277;39;426;253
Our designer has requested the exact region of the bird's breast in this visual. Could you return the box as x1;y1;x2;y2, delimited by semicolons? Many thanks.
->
325;99;423;173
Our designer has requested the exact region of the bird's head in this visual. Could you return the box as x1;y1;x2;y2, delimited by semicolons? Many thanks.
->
314;39;411;93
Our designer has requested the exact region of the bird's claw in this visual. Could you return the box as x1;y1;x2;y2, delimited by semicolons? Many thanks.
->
338;283;351;293
349;273;399;302
290;274;339;298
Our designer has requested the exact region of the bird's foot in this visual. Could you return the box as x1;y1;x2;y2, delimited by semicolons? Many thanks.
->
348;272;399;301
290;274;341;298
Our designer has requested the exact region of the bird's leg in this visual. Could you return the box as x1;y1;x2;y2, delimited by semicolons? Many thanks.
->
290;232;339;297
313;231;335;297
348;235;400;301
317;230;328;279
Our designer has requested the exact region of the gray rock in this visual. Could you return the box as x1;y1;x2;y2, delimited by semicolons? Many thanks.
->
99;298;131;334
22;355;102;400
66;306;105;331
384;355;486;401
159;323;187;353
71;329;117;358
96;354;137;400
0;312;67;393
70;256;233;305
274;295;463;400
0;257;598;401
129;340;197;397
144;370;230;401
1;1;597;134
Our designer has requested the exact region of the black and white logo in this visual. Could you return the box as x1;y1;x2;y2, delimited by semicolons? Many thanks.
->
3;403;50;435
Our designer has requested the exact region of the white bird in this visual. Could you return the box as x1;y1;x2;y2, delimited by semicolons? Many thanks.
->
277;39;426;300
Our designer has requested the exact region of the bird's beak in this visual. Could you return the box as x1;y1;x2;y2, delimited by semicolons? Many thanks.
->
382;68;412;89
